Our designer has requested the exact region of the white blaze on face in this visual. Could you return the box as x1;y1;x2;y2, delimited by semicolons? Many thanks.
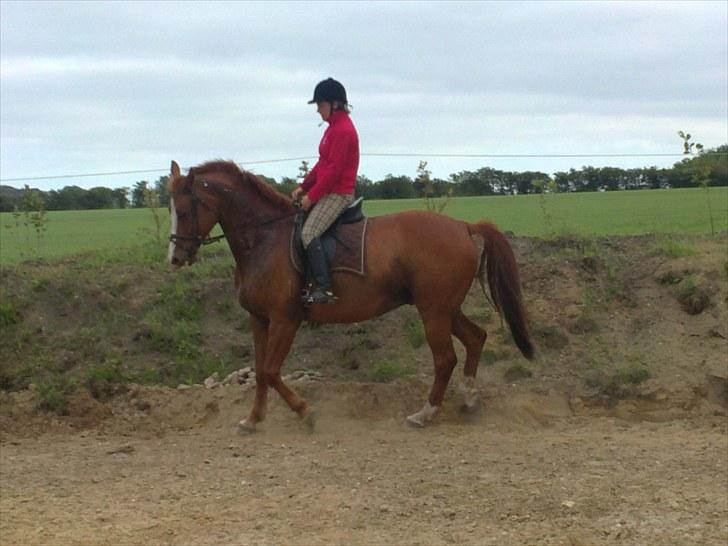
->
167;194;178;263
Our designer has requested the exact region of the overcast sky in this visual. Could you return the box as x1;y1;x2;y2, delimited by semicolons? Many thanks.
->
1;0;726;191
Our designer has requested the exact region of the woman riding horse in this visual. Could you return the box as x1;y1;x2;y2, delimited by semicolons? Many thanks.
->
291;78;359;305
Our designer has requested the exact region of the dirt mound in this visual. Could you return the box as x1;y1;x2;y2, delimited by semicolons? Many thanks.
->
2;231;728;546
2;233;727;437
1;372;724;442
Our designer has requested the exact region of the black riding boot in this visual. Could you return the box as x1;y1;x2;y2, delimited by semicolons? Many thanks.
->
303;237;337;305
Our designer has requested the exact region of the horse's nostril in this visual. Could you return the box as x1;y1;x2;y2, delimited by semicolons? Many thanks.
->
171;256;181;266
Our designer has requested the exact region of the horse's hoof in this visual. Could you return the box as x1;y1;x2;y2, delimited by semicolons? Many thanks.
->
302;410;317;431
406;414;426;428
406;401;438;428
459;402;481;415
459;378;480;410
237;420;256;435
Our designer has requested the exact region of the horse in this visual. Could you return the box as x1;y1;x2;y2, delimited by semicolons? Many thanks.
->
167;160;534;432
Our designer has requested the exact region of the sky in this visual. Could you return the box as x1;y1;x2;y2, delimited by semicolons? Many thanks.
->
1;0;726;191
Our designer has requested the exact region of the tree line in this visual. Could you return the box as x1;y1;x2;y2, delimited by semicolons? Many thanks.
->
1;144;725;212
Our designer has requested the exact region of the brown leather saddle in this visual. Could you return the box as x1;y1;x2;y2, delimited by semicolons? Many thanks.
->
290;197;369;278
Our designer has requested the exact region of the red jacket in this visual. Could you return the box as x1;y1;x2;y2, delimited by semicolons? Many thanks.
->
300;110;359;203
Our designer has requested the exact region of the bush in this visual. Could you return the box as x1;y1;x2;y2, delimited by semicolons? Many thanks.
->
676;278;711;314
34;375;77;415
616;362;650;386
83;360;130;401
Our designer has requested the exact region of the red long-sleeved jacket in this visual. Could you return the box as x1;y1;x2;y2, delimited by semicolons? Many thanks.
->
300;110;359;203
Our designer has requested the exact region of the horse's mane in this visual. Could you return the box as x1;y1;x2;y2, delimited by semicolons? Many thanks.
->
189;160;293;212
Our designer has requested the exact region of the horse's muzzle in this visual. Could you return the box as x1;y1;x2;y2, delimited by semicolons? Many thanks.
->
170;248;198;267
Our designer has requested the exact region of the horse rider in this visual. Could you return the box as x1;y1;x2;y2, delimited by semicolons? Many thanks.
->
291;78;360;305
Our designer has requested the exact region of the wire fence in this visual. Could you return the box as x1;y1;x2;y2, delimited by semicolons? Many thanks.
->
1;151;724;183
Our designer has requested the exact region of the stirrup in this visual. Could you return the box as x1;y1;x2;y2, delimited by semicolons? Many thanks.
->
303;287;338;305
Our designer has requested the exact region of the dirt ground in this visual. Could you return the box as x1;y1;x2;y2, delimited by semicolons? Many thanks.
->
1;234;727;545
1;381;726;546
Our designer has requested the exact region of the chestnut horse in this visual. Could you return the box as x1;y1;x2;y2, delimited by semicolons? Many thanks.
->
167;160;533;432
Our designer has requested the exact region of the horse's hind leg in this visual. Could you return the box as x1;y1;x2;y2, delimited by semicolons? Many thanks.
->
407;311;457;427
238;314;269;434
452;310;487;411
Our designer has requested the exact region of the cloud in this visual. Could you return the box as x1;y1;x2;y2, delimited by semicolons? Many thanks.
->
1;1;725;190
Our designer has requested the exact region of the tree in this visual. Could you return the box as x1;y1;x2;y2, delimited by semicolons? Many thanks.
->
355;175;376;199
298;160;310;180
509;171;551;194
46;186;87;211
678;132;718;235
277;177;298;196
83;187;115;209
450;169;495;196
154;176;170;207
414;161;451;212
16;185;48;252
113;187;129;209
131;181;148;208
376;175;416;199
0;193;13;212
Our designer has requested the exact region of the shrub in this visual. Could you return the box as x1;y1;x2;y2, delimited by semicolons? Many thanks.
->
676;277;711;314
83;360;130;401
34;375;77;415
616;362;650;386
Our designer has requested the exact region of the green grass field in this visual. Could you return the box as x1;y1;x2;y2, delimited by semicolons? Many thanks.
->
1;187;726;265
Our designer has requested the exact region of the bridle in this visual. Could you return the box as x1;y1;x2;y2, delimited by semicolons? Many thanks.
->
168;182;226;247
169;179;299;250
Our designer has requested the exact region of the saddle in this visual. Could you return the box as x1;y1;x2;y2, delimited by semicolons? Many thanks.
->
290;197;369;278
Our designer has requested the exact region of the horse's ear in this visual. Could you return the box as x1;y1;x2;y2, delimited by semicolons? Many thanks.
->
171;160;181;180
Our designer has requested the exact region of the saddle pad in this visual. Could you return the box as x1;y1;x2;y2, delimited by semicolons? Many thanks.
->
290;217;369;277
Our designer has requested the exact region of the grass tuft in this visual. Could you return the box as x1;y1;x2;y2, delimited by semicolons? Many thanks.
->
0;302;20;327
504;363;533;382
83;360;130;401
404;318;426;349
34;375;77;415
651;238;697;259
676;277;711;315
615;362;650;386
369;360;412;383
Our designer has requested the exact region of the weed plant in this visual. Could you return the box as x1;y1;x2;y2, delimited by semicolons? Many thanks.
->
369;360;412;383
651;238;697;258
404;318;425;348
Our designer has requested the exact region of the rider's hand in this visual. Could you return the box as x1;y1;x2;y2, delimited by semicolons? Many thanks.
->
291;187;304;201
301;195;313;211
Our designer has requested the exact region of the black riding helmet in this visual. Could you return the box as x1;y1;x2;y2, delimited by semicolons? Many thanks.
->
308;78;347;105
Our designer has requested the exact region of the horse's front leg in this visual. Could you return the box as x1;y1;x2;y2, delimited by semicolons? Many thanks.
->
238;314;269;434
263;319;316;429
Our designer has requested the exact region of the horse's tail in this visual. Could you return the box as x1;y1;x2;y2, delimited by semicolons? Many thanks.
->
467;221;534;360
